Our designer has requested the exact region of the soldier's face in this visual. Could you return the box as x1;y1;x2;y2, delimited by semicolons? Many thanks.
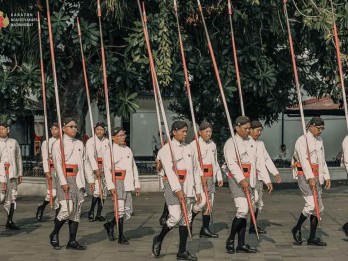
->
113;130;126;145
0;126;9;138
95;126;105;139
236;123;251;139
309;125;324;137
51;126;60;138
63;121;78;138
173;127;188;143
199;128;212;142
250;127;263;140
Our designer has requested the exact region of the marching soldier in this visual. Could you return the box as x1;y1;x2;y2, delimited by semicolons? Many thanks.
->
0;122;23;230
86;122;109;222
190;120;223;238
224;116;258;254
291;117;330;246
49;117;95;250
103;127;141;245
249;120;281;234
152;121;202;261
36;122;60;221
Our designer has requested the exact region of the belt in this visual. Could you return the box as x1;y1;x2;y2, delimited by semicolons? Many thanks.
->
65;164;78;177
163;169;187;184
97;157;103;169
228;163;251;179
4;162;10;176
296;162;319;177
113;169;126;180
203;164;213;177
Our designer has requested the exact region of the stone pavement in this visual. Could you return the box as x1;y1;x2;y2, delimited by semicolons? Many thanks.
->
1;184;348;261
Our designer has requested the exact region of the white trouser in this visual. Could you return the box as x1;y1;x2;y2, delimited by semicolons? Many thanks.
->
57;200;82;222
193;192;215;213
234;197;249;219
166;197;195;228
254;188;263;212
302;195;324;217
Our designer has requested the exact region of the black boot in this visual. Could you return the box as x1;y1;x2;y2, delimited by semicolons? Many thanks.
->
292;213;307;245
50;219;65;250
36;200;49;221
226;216;242;254
307;215;326;246
342;222;348;237
6;203;19;230
159;202;169;227
104;218;116;241
226;238;235;254
95;198;106;221
236;218;257;253
177;225;198;260
66;220;86;250
88;197;98;222
200;214;218;238
152;223;171;257
118;217;129;245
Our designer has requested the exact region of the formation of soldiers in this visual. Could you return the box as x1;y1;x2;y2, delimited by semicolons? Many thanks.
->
1;115;348;260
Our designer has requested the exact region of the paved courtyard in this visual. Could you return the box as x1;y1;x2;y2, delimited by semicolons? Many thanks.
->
1;183;348;261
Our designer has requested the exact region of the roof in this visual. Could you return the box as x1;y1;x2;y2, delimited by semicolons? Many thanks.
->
285;96;344;116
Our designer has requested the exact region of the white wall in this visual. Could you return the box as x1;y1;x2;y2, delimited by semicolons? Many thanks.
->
260;115;346;161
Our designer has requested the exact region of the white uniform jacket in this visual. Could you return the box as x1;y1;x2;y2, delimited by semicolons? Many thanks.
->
256;140;279;184
157;139;203;197
190;137;223;182
0;137;23;182
342;136;348;172
85;135;111;172
52;135;94;189
292;132;330;185
41;137;58;173
224;135;263;188
104;143;140;192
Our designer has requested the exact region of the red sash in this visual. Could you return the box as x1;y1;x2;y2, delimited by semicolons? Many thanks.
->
228;163;251;178
203;164;213;177
113;169;126;180
296;162;319;177
65;164;78;177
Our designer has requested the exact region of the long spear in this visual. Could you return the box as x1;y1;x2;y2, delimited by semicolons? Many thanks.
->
329;0;348;132
37;11;53;210
173;0;212;215
196;0;259;240
96;0;119;227
76;18;104;205
283;0;320;220
227;0;245;115
138;0;192;240
45;0;70;213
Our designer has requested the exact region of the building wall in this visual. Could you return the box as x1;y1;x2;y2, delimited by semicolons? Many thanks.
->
85;99;347;161
260;115;346;161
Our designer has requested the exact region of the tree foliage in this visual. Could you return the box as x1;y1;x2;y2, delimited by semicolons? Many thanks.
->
0;0;347;146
